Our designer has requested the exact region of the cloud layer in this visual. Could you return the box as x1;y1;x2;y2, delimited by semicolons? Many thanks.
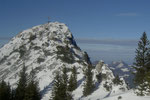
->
76;38;138;46
76;38;137;64
116;13;138;16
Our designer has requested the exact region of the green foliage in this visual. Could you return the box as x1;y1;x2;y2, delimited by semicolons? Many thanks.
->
0;56;8;64
42;42;49;47
83;65;95;96
0;80;11;100
51;67;73;100
96;73;102;83
134;32;150;67
10;89;16;100
37;57;45;63
51;72;63;100
134;32;150;95
135;82;150;96
68;66;77;91
15;64;27;100
118;96;122;100
15;66;41;100
24;82;41;100
33;46;41;50
0;66;41;100
56;46;74;64
19;45;26;58
45;27;49;30
68;75;74;92
24;69;41;100
43;50;51;56
29;34;36;41
103;82;112;91
62;67;68;94
113;75;122;85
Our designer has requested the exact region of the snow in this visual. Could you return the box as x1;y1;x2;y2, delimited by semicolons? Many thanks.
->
0;22;150;100
102;90;150;100
0;22;89;100
117;63;124;68
121;68;129;72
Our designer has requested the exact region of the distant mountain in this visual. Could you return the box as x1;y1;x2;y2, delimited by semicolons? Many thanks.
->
109;61;135;88
92;60;99;66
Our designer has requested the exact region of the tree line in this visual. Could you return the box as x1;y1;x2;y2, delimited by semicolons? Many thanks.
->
51;66;75;100
0;65;41;100
0;64;95;100
51;32;150;98
51;64;95;100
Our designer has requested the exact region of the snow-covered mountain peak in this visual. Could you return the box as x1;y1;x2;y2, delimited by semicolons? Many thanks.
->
0;22;91;100
3;22;82;59
111;61;127;68
0;22;132;100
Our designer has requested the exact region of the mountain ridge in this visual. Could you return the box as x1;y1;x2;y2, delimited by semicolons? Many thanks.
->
0;22;128;100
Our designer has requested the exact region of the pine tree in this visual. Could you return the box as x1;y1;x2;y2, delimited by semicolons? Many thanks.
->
7;83;11;100
61;67;72;100
15;64;27;100
68;66;77;91
51;67;73;100
113;75;122;85
51;72;63;100
0;80;11;100
83;65;95;96
10;89;16;100
24;69;41;100
62;67;68;89
134;32;150;95
68;74;74;92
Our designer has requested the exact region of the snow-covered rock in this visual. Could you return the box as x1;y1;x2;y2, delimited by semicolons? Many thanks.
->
102;89;150;100
1;22;147;100
0;22;89;100
75;60;128;100
95;61;128;93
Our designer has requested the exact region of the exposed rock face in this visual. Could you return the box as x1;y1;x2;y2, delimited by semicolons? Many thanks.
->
95;60;128;92
95;60;104;73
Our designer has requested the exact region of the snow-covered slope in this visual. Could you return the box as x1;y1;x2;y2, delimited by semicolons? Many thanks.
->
73;60;128;100
1;22;148;100
102;90;150;100
0;22;90;100
109;61;134;88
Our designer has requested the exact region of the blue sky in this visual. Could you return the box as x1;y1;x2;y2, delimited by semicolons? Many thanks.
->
1;0;150;64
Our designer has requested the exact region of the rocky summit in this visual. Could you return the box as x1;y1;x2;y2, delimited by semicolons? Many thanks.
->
0;22;128;100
